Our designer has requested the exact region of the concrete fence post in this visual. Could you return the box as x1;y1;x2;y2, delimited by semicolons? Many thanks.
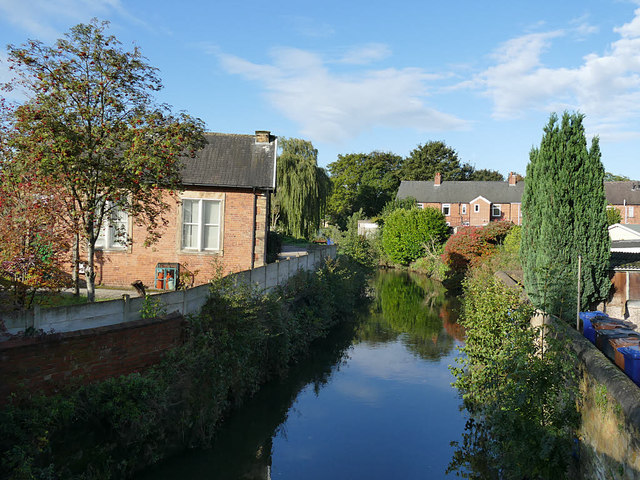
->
123;295;131;322
33;305;41;330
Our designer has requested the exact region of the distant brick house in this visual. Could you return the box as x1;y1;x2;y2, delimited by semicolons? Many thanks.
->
92;130;277;288
397;173;640;228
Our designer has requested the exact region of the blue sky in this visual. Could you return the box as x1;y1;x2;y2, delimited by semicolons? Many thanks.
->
1;0;640;178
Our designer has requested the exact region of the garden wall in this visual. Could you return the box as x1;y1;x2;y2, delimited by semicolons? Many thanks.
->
0;313;184;399
2;245;337;336
531;312;640;480
497;271;640;479
0;245;337;402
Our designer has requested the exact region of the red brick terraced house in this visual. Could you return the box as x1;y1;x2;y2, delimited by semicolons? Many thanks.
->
397;173;640;229
91;130;277;289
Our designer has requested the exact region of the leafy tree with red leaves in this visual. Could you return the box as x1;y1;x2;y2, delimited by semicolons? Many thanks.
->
3;20;205;301
442;221;514;274
0;163;72;309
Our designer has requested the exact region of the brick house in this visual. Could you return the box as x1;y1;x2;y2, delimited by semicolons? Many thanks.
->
92;130;277;288
397;173;640;228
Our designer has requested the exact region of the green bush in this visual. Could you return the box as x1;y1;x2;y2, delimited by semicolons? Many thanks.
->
0;255;370;480
139;295;167;319
410;253;448;281
606;206;622;226
337;211;379;270
266;231;283;263
449;270;579;479
381;207;449;265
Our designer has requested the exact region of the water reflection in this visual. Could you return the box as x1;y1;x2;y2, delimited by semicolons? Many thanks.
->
358;270;463;360
136;321;360;480
136;270;466;480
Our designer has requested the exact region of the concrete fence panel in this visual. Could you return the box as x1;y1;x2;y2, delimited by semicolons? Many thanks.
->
249;265;267;290
265;262;278;290
278;259;290;285
1;245;338;336
183;284;210;316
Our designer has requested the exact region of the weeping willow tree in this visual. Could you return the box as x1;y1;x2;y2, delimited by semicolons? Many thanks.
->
272;138;330;239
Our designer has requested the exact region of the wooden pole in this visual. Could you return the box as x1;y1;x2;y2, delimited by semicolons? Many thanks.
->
576;255;582;331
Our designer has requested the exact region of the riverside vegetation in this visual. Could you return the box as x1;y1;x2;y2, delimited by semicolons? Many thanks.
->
0;255;371;480
448;257;580;479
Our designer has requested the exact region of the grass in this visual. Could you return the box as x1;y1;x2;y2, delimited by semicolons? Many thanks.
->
279;234;312;245
33;292;89;308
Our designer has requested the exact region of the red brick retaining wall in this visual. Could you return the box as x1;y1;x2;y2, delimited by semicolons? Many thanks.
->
0;312;184;399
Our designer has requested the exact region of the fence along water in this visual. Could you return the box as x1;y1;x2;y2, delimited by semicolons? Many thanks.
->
2;245;337;336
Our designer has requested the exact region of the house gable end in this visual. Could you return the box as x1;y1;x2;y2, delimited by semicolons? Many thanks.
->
470;195;491;205
609;223;640;241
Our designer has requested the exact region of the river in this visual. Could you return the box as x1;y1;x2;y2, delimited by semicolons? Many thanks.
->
136;270;468;479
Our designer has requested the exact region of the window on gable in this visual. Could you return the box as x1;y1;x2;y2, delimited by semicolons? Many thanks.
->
492;204;501;217
182;199;221;251
461;204;467;215
96;205;128;250
442;204;451;216
474;204;480;213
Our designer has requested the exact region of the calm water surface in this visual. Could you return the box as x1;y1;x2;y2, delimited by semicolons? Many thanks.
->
137;270;467;479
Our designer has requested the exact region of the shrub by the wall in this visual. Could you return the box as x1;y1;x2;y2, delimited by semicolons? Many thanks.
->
442;221;514;275
449;270;579;479
381;207;449;266
0;255;370;480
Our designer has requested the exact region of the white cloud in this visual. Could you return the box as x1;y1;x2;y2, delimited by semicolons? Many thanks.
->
337;43;392;65
218;47;468;144
475;8;640;128
0;0;145;41
570;14;599;40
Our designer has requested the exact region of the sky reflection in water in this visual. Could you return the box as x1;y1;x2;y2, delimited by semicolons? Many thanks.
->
136;270;467;480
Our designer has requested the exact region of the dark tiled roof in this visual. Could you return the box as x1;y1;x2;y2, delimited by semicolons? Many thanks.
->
604;182;640;205
397;180;524;204
610;251;640;270
181;132;276;190
397;180;640;205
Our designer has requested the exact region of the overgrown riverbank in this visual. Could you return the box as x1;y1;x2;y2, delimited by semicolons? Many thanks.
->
0;255;371;480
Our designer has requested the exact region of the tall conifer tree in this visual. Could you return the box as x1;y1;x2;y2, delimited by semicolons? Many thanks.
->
521;112;610;316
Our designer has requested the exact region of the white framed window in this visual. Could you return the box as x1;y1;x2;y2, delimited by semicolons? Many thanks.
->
182;199;221;251
474;204;480;213
96;205;128;250
492;204;501;217
461;204;467;215
442;204;451;216
629;206;635;218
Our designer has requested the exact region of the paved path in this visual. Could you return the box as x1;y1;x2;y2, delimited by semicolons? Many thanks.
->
278;243;310;259
60;287;147;300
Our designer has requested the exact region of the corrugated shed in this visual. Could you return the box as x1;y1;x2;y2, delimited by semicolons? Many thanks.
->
181;132;276;189
611;252;640;270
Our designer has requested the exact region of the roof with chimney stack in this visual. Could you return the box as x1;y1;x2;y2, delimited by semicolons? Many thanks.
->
397;175;640;206
181;131;277;190
397;179;524;204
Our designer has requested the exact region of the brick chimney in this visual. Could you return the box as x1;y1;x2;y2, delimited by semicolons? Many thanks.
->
255;130;270;143
508;172;517;186
434;172;442;186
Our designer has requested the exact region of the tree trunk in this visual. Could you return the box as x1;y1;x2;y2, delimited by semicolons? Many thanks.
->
86;239;96;303
72;232;80;296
